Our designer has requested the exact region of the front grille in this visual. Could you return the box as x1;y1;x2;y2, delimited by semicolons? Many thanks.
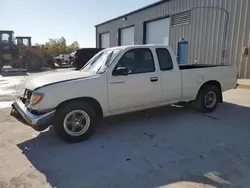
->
23;89;33;106
24;89;32;100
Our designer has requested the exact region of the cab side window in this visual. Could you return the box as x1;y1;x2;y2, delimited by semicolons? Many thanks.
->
156;48;173;71
115;48;155;74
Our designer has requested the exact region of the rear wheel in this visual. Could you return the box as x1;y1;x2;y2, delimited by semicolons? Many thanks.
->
195;85;220;113
56;59;62;67
75;63;83;70
25;54;43;72
71;61;75;67
54;101;98;142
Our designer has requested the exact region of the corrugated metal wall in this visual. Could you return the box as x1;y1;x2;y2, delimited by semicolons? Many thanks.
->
96;0;250;78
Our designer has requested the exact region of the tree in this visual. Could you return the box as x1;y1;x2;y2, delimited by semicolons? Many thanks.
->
68;41;80;52
43;37;79;56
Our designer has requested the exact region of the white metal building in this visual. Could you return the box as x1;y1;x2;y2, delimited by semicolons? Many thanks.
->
96;0;250;78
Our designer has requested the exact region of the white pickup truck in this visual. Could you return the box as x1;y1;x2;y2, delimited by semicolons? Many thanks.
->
12;45;237;142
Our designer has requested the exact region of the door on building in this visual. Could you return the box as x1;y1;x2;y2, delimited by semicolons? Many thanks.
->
119;26;135;46
145;17;170;45
100;33;110;48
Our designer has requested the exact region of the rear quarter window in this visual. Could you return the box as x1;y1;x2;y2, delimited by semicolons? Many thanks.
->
156;48;173;71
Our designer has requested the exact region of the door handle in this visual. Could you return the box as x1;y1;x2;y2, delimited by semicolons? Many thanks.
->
150;77;158;82
110;81;126;84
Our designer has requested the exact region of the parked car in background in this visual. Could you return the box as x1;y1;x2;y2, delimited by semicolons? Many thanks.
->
71;48;103;70
12;45;237;143
69;51;76;66
55;54;70;67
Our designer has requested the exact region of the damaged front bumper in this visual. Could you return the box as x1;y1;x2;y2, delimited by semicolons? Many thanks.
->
11;97;56;131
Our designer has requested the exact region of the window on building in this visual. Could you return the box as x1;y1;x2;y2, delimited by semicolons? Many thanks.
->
115;48;155;74
156;48;173;71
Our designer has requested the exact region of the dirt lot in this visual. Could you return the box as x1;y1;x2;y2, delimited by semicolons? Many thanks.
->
0;88;249;188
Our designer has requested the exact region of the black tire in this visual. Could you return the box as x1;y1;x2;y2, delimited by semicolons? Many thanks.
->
195;85;220;113
53;100;98;142
56;59;62;67
25;54;43;72
47;60;56;69
71;62;75;68
22;55;28;68
0;58;3;71
75;64;82;70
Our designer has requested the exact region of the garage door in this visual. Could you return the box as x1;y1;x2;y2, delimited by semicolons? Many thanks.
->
100;33;110;48
145;18;170;45
120;26;134;46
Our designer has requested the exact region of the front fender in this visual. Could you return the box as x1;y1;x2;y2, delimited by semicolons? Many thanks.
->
29;74;110;116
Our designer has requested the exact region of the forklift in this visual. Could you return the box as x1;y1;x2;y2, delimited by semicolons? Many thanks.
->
0;30;55;72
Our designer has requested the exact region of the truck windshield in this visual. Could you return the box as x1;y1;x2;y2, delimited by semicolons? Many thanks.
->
81;48;121;73
0;33;10;44
70;51;76;57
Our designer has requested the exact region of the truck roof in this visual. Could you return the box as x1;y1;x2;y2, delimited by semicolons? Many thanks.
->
16;36;31;39
108;44;170;50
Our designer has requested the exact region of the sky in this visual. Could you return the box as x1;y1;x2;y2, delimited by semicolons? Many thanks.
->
1;0;157;47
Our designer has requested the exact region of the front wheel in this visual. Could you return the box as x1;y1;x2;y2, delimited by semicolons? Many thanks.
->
195;85;220;113
0;58;3;71
47;60;56;69
53;101;98;142
25;54;43;72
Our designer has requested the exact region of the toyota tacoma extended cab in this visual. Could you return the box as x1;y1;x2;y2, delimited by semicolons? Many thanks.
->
12;45;238;142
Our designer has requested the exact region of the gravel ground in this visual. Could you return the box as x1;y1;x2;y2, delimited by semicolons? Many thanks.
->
0;88;249;188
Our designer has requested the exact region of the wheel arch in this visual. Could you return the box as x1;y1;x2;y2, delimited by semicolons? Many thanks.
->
196;80;222;102
56;97;104;118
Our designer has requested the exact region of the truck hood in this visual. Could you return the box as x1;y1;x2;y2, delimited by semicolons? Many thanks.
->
25;71;96;90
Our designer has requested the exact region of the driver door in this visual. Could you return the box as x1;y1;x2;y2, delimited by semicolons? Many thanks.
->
107;48;161;114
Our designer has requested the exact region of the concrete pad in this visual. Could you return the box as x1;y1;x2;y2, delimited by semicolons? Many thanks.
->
0;89;250;188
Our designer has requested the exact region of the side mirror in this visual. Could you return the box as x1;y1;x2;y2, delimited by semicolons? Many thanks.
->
114;67;128;76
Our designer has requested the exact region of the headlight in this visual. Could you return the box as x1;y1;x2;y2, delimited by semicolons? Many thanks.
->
30;92;44;105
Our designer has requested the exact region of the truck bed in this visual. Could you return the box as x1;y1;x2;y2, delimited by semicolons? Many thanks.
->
179;64;230;70
179;64;237;101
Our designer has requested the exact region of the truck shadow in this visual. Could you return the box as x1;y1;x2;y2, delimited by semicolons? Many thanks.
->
17;102;250;188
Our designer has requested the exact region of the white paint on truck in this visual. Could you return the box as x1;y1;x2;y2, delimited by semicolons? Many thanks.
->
28;45;237;116
12;44;238;142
